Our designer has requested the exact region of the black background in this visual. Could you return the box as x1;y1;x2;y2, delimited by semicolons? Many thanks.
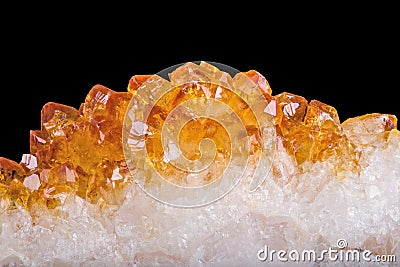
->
1;6;398;163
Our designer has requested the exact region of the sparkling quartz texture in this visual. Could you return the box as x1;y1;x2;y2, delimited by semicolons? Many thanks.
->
0;61;399;266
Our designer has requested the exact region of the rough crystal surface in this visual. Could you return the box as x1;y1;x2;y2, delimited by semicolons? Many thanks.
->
0;61;399;266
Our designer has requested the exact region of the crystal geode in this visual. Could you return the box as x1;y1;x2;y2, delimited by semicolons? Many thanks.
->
0;61;399;266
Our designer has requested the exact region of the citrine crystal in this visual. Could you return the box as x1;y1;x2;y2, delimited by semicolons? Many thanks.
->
274;95;360;176
0;61;398;215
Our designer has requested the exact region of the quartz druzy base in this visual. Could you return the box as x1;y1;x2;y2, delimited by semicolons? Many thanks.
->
0;62;399;266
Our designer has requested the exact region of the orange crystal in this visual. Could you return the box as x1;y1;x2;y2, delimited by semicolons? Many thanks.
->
0;62;398;213
142;81;260;187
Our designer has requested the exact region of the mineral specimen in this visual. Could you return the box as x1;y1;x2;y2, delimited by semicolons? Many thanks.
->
0;61;399;266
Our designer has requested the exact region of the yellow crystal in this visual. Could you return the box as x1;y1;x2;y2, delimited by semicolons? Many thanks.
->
0;61;398;213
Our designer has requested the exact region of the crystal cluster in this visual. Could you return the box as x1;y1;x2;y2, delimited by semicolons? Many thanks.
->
0;77;150;213
0;62;399;266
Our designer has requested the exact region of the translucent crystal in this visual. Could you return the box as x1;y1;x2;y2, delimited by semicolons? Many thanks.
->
0;62;398;266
